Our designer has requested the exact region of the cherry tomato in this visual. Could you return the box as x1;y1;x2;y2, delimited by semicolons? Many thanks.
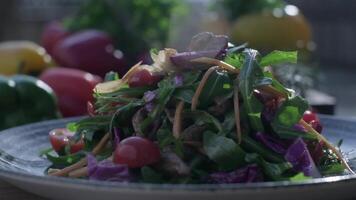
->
49;128;84;155
310;120;323;133
113;136;161;168
303;110;319;123
128;69;161;88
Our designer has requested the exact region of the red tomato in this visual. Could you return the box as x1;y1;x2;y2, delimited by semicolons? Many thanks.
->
49;128;84;155
128;68;162;88
41;21;70;55
113;136;161;168
303;110;319;123
40;68;102;117
303;110;323;133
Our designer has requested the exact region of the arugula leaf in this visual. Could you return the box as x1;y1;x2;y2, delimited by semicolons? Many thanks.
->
141;78;176;131
203;131;246;171
184;110;222;133
259;50;298;67
141;166;164;183
245;153;291;181
199;69;233;108
238;49;265;132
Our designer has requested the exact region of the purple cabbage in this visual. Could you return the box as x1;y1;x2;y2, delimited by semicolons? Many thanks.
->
255;132;287;154
284;138;321;178
87;154;132;182
170;32;228;70
293;124;307;133
173;74;184;86
143;91;157;103
206;165;263;184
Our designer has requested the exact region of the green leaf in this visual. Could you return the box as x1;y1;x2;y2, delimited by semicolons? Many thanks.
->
264;71;292;97
141;78;176;131
273;96;309;127
184;110;222;133
199;69;233;108
289;173;311;182
319;163;345;176
224;53;244;69
245;153;291;180
104;71;119;82
259;50;298;67
203;131;246;171
270;123;317;140
141;166;164;183
45;152;85;167
66;122;78;132
238;49;265;132
241;134;285;163
181;71;201;86
173;88;195;103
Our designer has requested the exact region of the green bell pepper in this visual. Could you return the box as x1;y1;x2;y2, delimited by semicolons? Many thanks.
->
0;75;60;130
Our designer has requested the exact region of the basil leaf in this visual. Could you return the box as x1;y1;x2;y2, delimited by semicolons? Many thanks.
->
259;50;298;67
238;49;265;132
203;131;246;171
199;69;233;108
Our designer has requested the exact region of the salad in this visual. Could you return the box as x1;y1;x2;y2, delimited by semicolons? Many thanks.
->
45;32;354;184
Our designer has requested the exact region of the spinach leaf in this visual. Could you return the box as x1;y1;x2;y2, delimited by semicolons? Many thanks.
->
259;50;298;67
199;69;233;108
203;131;246;171
238;49;265;132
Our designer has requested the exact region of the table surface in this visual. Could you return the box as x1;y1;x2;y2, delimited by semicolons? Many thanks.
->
0;180;46;200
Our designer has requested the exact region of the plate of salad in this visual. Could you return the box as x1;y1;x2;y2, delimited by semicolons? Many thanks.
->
0;32;355;200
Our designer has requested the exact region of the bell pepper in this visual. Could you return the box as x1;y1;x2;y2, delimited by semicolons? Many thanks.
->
0;41;52;76
0;75;60;130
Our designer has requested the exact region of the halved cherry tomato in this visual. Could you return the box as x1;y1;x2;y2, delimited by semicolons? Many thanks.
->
49;128;84;155
128;69;162;88
113;136;160;168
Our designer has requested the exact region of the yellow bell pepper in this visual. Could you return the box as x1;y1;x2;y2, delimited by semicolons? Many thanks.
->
0;41;52;76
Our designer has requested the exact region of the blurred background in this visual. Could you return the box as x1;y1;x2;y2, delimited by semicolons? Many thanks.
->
1;0;356;130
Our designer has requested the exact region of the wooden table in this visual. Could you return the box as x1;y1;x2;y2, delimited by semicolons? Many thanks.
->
0;180;46;200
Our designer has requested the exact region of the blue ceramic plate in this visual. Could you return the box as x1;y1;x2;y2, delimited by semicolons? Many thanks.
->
0;115;355;200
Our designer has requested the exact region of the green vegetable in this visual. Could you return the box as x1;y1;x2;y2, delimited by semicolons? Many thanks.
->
46;152;85;168
238;49;265;132
199;70;233;108
259;50;298;67
141;166;164;183
203;131;246;171
0;75;60;130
